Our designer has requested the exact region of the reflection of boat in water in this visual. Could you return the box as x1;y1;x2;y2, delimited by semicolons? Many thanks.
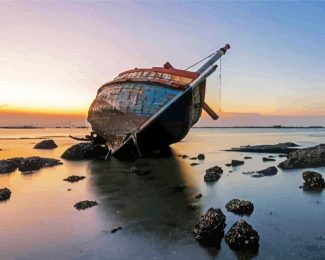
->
87;44;230;159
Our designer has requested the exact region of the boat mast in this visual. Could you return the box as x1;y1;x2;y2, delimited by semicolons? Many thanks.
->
196;44;230;74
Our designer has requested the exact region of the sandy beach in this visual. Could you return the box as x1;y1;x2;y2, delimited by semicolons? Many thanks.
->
0;128;324;259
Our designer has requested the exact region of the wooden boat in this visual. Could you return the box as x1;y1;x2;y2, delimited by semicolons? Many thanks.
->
87;44;230;159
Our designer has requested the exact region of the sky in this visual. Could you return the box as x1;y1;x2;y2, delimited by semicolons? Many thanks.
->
1;1;325;126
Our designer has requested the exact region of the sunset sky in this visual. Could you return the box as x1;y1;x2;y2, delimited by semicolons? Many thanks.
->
1;1;325;126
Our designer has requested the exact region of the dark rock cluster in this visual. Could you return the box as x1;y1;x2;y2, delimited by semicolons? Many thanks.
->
111;227;122;233
190;163;199;166
61;143;108;160
0;157;62;173
63;175;86;183
225;199;254;215
204;166;223;182
278;144;325;169
227;142;299;154
225;220;259;252
231;160;245;167
34;139;57;149
0;187;11;201
19;157;62;172
193;208;226;246
198;154;205;160
74;200;98;210
263;157;276;162
0;157;23;174
243;166;278;178
301;171;325;191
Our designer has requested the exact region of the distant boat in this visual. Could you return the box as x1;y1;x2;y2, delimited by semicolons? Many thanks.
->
87;44;230;159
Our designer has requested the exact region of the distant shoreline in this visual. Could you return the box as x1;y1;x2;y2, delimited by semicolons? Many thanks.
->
0;126;324;129
193;126;324;129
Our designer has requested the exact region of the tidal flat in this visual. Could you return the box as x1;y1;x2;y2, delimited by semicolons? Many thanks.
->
0;128;324;259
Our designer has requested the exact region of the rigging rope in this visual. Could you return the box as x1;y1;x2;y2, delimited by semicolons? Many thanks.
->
219;58;222;112
185;51;216;71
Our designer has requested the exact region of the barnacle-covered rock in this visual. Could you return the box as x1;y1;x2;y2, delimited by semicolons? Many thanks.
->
193;208;226;246
61;143;108;160
0;157;23;174
278;144;325;169
34;139;57;149
0;187;11;201
74;200;98;210
204;166;223;182
19;156;62;172
225;220;259;252
225;199;254;215
63;175;86;183
302;171;325;191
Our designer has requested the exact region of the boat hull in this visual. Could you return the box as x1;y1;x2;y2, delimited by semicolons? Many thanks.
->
88;80;204;159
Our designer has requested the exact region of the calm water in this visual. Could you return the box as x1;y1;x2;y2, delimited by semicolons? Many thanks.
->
0;128;324;259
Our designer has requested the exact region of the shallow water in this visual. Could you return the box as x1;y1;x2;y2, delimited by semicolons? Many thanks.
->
0;128;324;259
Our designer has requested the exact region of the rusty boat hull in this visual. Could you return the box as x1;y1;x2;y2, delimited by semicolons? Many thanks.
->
88;77;205;159
87;44;230;159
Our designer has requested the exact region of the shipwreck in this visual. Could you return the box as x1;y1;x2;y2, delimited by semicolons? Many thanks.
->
87;44;230;159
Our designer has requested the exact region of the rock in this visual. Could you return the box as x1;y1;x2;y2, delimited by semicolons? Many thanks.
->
34;139;57;149
279;154;287;158
0;157;23;174
302;171;325;191
171;184;186;194
231;160;244;166
227;142;299;154
19;156;62;172
243;166;278;178
190;157;197;160
244;156;252;159
193;208;226;246
124;166;139;174
225;163;232;167
225;199;254;215
257;166;278;176
190;163;199;166
204;166;223;182
61;142;108;160
74;200;98;210
181;155;189;158
278;144;325;169
63;175;86;183
67;188;72;191
225;220;259;252
195;193;203;199
0;187;11;201
111;227;122;233
198;154;205;160
263;157;276;162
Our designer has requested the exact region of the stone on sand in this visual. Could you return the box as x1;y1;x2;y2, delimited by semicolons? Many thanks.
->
34;139;57;149
61;142;108;160
204;166;223;182
225;220;259;252
193;208;226;246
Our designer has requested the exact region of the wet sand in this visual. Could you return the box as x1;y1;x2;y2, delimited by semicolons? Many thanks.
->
0;128;324;259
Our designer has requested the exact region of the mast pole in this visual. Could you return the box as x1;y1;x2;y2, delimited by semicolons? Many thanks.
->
196;44;230;74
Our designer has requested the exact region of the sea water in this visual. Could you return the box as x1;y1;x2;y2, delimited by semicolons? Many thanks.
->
0;128;324;259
